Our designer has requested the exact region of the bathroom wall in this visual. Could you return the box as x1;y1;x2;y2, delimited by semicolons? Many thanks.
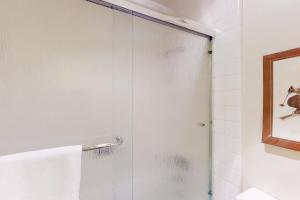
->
242;1;300;200
210;1;242;199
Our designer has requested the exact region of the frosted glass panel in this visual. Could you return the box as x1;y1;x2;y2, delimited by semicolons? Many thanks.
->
0;0;117;154
80;10;133;200
133;17;211;200
110;11;133;200
0;1;133;200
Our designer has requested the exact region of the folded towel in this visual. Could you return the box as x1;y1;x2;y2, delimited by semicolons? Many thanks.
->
0;146;82;200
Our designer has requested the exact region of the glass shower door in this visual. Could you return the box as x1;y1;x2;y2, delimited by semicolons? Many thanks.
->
132;17;211;200
0;0;211;200
80;8;134;200
0;1;134;200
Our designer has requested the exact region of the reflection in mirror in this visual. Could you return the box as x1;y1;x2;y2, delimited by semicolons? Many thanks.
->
273;57;300;141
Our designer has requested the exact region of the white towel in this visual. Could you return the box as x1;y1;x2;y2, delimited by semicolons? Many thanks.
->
0;146;82;200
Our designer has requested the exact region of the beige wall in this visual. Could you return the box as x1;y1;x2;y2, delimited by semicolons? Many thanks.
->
242;1;300;200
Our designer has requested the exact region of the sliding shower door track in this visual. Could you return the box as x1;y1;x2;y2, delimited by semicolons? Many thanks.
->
87;0;213;40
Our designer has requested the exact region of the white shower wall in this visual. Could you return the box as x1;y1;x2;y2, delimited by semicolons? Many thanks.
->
211;1;242;200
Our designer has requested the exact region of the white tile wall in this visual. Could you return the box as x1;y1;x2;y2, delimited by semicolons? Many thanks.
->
212;0;242;199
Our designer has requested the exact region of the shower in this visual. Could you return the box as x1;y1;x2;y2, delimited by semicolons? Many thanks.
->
0;0;212;199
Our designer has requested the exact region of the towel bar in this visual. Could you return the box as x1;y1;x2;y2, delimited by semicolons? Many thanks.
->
82;136;123;152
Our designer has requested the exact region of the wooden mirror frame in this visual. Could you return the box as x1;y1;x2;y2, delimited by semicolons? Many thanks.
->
263;47;300;151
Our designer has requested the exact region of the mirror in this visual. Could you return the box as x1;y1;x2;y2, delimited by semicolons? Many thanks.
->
263;48;300;151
